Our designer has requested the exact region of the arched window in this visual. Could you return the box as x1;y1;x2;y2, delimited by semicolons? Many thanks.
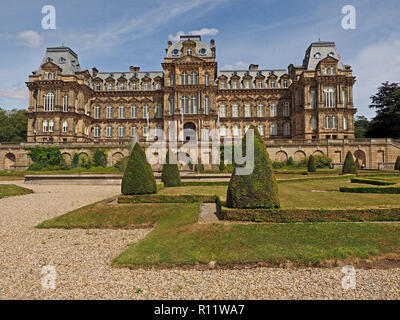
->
181;96;189;114
190;95;198;114
94;126;100;138
62;120;68;133
108;83;113;91
283;80;288;88
324;87;336;107
187;48;192;56
181;72;188;85
120;83;125;91
204;96;210;115
190;72;198;85
43;120;48;132
169;96;175;115
204;72;210;86
44;92;54;111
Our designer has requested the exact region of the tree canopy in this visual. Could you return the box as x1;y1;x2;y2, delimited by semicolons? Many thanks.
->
0;107;27;142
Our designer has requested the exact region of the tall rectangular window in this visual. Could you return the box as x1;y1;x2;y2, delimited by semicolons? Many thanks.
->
106;126;113;137
232;104;239;117
94;106;100;119
257;104;264;117
283;102;290;117
143;105;149;119
270;104;277;117
204;96;210;115
106;106;113;119
131;126;137;137
219;104;226;118
155;104;163;118
118;126;125;137
342;89;347;108
94;127;100;138
131;105;137;118
310;90;316;109
119;106;125;119
63;95;68;112
244;104;251;117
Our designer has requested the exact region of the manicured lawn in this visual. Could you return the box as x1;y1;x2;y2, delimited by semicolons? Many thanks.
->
37;202;187;229
159;178;400;209
112;204;400;266
0;184;33;198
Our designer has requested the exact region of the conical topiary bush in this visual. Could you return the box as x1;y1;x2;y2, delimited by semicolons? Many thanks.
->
308;155;316;173
226;125;280;209
342;151;358;175
161;151;181;187
121;143;157;195
395;156;400;171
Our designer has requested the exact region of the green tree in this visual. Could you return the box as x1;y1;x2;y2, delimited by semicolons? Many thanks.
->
0;108;27;142
354;116;370;138
226;125;280;209
92;149;107;167
342;151;358;175
121;143;156;195
307;155;316;172
366;82;400;139
27;146;63;170
286;156;295;167
395;156;400;171
71;153;80;168
161;151;181;187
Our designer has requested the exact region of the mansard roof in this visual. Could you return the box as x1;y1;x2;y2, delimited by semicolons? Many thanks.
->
302;41;345;71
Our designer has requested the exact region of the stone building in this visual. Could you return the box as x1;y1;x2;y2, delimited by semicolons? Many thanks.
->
0;34;398;170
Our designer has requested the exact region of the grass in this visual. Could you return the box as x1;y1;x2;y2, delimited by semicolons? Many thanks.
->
113;205;400;266
159;179;400;209
0;184;33;199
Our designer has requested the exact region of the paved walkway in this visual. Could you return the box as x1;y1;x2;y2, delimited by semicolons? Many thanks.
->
0;181;399;300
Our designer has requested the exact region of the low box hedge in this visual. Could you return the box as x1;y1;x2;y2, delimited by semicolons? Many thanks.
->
219;207;400;223
340;186;400;194
351;177;397;186
180;181;229;187
118;194;220;204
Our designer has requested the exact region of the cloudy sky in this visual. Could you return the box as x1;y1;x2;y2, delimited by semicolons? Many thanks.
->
0;0;399;118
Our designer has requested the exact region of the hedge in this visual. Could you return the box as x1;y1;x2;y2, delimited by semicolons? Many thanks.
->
218;207;400;223
340;186;400;194
118;194;220;204
350;177;397;186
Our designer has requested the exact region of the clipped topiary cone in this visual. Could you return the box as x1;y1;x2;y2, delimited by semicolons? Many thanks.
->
161;151;181;187
342;151;358;175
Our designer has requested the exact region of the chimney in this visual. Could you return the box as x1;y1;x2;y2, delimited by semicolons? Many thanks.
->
249;64;259;71
168;41;172;47
92;66;98;77
210;39;215;47
129;66;140;72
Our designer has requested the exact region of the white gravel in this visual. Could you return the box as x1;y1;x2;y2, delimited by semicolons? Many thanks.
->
0;181;399;300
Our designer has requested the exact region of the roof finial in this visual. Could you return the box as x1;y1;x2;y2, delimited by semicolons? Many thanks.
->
62;42;64;47
318;28;321;42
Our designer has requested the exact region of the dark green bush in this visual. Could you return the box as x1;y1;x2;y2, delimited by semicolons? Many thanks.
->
220;207;400;223
342;151;358;174
118;194;218;204
395;156;400;171
286;156;295;167
114;156;129;172
71;153;80;168
227;125;280;209
351;178;396;186
92;149;107;167
27;146;62;168
161;151;181;187
308;155;316;172
121;143;156;195
340;186;400;194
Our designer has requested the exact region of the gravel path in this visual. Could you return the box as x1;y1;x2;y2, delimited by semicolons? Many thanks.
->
0;181;399;300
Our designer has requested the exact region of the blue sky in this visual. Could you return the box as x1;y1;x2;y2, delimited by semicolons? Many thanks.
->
0;0;399;118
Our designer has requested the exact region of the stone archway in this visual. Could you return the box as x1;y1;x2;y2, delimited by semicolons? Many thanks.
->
111;152;124;166
61;152;72;165
4;153;16;170
293;150;306;162
354;150;366;167
183;122;196;141
275;151;288;162
313;150;324;157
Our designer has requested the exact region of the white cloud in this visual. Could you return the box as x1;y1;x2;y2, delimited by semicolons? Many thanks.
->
0;82;28;100
168;28;219;42
16;30;43;48
221;61;248;70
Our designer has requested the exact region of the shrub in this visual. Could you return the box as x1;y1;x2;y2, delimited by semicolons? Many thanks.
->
340;186;400;194
226;125;280;209
395;156;400;171
161;151;181;187
118;194;219;204
219;161;225;172
342;151;358;174
351;178;396;186
121;143;157;195
286;156;295;167
115;156;129;172
27;146;62;168
308;155;316;172
92;149;107;167
313;155;332;168
194;163;205;172
71;153;80;168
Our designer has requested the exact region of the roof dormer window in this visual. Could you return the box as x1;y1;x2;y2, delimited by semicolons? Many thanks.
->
199;48;207;56
59;57;66;64
172;49;179;57
314;52;321;59
46;57;53;63
328;52;335;58
187;48;192;56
